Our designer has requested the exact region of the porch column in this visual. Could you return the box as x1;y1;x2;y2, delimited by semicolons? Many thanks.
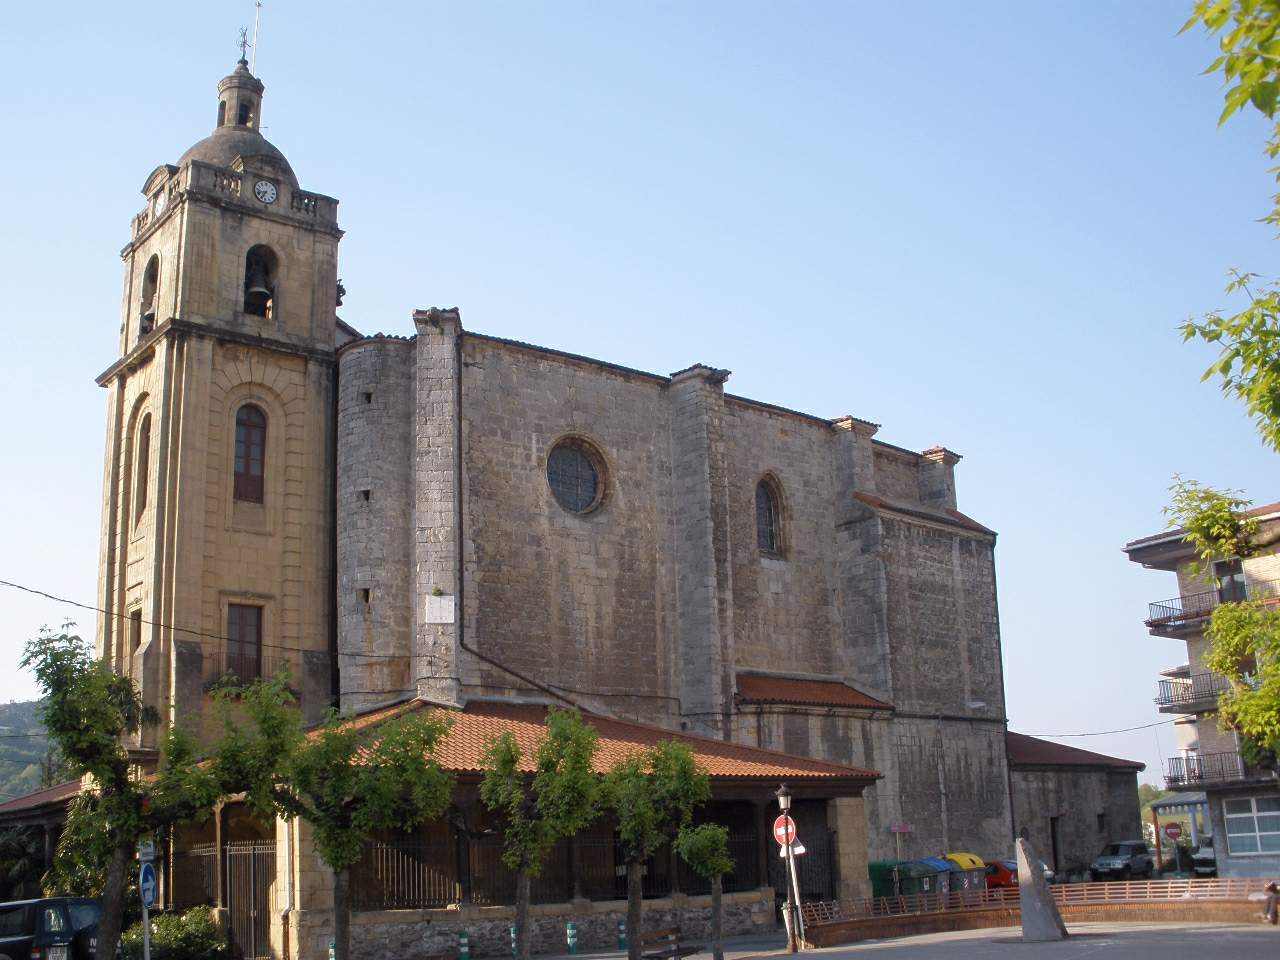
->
827;797;870;901
214;802;225;910
1189;806;1201;847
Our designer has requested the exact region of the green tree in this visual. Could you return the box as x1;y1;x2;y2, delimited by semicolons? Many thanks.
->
223;683;455;960
0;827;46;899
605;742;711;960
674;824;734;960
20;628;223;960
480;708;601;960
1180;2;1280;450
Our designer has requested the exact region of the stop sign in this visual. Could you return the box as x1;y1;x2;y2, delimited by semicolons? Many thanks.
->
1164;822;1183;841
773;815;797;846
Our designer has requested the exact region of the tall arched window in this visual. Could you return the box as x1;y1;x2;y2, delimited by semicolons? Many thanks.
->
134;414;151;525
139;255;160;334
217;100;227;127
234;405;267;503
243;245;278;318
756;477;782;555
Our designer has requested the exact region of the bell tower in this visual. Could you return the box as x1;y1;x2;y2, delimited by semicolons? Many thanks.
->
97;59;342;753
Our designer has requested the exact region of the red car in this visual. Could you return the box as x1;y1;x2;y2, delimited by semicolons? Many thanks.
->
985;859;1055;888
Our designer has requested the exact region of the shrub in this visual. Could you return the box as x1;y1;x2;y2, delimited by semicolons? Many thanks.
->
122;907;231;960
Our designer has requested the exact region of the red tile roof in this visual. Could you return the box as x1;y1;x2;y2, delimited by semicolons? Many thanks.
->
0;778;82;816
346;699;879;786
736;675;892;711
1006;732;1144;772
852;492;995;536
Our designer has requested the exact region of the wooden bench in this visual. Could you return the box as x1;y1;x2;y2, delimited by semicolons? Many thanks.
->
640;927;702;960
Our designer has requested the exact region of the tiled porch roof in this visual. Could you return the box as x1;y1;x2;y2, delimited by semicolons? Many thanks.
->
1006;732;1144;771
0;778;82;817
735;674;892;711
347;699;880;789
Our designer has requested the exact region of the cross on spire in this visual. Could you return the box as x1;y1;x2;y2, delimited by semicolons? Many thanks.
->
238;27;250;64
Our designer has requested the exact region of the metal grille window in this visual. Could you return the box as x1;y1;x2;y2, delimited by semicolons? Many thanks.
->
547;440;602;514
1224;795;1280;854
756;480;780;554
226;604;263;682
234;405;266;503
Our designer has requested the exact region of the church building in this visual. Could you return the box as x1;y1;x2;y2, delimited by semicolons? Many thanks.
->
83;57;1026;957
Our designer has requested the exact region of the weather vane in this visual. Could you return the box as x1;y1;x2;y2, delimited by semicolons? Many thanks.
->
238;27;250;63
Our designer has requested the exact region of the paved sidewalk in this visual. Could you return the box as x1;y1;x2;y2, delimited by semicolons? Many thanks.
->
533;921;1278;960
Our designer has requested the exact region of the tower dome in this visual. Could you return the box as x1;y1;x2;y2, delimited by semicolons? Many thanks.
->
177;59;298;188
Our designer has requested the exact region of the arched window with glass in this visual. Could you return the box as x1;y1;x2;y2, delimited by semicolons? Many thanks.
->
756;477;783;556
234;404;267;503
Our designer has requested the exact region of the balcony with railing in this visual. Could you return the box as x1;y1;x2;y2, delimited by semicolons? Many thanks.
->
1145;577;1280;635
1165;751;1254;788
1154;672;1232;714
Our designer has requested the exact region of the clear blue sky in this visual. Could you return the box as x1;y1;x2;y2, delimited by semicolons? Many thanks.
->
0;1;1275;785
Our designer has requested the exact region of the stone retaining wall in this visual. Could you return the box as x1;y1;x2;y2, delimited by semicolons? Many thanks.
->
349;888;776;960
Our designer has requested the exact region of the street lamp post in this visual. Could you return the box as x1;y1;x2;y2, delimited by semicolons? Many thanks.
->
775;784;799;953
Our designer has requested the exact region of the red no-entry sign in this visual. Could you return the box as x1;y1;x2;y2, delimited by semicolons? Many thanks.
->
773;815;797;846
1164;822;1183;841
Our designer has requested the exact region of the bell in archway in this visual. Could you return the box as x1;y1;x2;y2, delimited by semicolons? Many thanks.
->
243;260;273;317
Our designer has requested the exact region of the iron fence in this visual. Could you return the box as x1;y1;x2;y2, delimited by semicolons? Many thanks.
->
349;831;764;911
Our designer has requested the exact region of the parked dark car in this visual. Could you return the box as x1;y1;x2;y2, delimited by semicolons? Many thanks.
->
0;898;104;960
1088;841;1154;880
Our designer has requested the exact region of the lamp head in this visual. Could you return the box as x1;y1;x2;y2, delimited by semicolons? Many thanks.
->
775;782;792;811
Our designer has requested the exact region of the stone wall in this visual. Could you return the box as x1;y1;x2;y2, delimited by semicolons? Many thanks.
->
348;890;776;960
336;337;416;710
1008;766;1143;878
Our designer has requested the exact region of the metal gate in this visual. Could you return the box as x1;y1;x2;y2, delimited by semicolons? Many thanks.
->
769;827;836;903
225;841;275;960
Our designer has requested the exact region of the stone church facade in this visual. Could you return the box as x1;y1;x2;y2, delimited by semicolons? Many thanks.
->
94;56;1013;917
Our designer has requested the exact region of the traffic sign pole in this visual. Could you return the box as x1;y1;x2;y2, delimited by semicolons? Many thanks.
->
139;845;156;960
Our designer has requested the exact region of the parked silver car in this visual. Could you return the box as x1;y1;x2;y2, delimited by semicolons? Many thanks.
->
1089;840;1154;880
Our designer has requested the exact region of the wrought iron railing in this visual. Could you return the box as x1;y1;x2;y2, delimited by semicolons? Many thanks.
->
1147;578;1280;628
1154;672;1231;708
1166;751;1248;787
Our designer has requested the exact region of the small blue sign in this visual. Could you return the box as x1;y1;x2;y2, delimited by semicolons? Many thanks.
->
139;862;157;909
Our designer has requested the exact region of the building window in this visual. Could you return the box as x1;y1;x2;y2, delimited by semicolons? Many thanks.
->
243;245;278;318
226;604;263;682
1215;559;1247;603
237;102;253;127
139;255;159;334
134;414;151;525
217;100;227;126
129;610;143;654
756;477;782;555
547;438;605;515
234;405;266;503
1223;795;1280;854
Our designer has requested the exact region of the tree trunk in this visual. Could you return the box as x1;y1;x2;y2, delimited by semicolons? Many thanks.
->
627;858;643;960
710;874;723;960
95;842;132;960
516;868;532;960
334;865;351;960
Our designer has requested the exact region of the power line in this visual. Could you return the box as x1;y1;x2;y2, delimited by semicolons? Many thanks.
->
1023;719;1177;738
0;578;417;660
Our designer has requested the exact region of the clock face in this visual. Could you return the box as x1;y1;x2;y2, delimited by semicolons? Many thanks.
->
254;180;278;204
